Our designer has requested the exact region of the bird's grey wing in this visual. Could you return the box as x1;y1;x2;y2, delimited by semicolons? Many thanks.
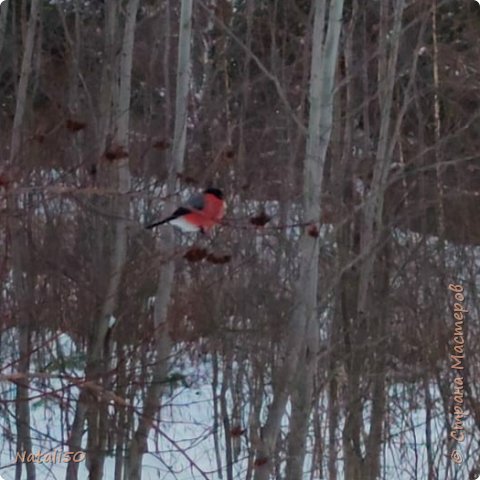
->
186;192;204;210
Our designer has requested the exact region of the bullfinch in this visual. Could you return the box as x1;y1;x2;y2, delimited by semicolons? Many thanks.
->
146;188;226;233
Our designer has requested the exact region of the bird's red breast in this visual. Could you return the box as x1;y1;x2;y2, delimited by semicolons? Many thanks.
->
202;192;226;222
182;211;217;230
183;193;225;232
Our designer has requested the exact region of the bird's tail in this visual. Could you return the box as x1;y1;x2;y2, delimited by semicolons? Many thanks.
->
145;217;172;229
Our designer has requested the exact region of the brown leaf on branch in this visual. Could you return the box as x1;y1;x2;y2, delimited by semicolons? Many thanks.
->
206;253;231;264
176;173;198;185
104;145;129;161
254;457;269;468
307;224;319;238
250;212;271;227
0;173;10;188
65;119;87;132
184;248;208;262
230;425;246;437
152;139;171;150
224;147;235;159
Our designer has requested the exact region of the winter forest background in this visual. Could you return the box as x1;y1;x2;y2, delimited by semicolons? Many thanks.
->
1;0;480;479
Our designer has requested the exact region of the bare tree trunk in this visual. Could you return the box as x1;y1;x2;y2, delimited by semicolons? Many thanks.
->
14;317;35;480
424;375;435;480
64;2;137;479
66;6;120;475
10;0;39;162
125;1;193;478
68;28;118;475
254;1;344;478
85;1;138;479
212;353;225;479
327;3;358;477
0;0;9;56
12;222;36;480
364;247;389;479
113;344;127;480
167;0;192;190
284;342;314;480
343;2;405;479
66;399;88;480
285;1;344;477
357;0;404;311
8;2;40;479
431;0;445;240
97;0;119;152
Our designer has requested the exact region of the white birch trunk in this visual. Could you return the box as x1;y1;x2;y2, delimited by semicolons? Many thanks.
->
357;0;405;312
253;1;344;478
87;0;138;380
285;1;345;477
97;0;119;153
359;3;404;479
167;0;193;190
125;1;193;478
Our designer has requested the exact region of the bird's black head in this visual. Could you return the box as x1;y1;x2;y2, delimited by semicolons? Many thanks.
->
204;188;223;200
